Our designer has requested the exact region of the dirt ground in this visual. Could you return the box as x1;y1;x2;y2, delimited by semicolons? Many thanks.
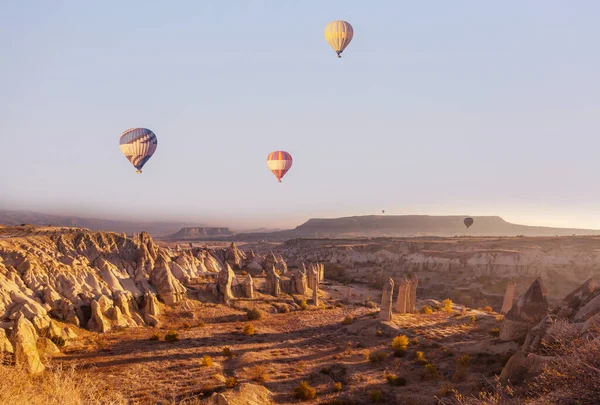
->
56;282;506;405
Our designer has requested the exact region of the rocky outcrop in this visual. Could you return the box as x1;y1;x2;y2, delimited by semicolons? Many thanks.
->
502;281;516;314
242;275;254;299
142;292;160;326
12;317;44;375
500;350;553;383
293;266;308;295
0;328;13;354
313;269;320;307
224;242;246;270
209;383;273;405
265;266;281;296
380;277;394;321
217;264;236;303
500;278;548;341
150;253;187;305
395;278;409;313
408;274;418;313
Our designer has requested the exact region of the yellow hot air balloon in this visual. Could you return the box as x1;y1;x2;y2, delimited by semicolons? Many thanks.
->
324;20;354;58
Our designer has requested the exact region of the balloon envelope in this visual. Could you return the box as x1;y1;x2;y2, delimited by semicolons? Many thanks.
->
464;217;474;229
119;128;158;174
324;20;354;57
267;151;293;182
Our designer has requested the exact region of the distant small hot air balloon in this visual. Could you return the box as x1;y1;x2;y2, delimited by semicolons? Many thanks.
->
324;20;354;58
267;151;293;182
382;210;385;214
119;128;158;174
464;217;474;229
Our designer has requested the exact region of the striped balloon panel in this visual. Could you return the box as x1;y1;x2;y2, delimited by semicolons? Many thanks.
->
266;151;293;181
119;128;158;171
324;20;354;54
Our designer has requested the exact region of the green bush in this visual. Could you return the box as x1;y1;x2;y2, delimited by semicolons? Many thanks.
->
50;336;66;347
293;381;316;400
164;330;179;342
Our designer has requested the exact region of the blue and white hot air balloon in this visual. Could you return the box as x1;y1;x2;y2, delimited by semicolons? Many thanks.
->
119;128;158;174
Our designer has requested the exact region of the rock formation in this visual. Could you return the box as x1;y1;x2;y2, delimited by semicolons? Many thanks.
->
502;281;516;314
0;328;13;354
408;274;418;313
209;383;273;405
242;274;254;299
500;278;549;341
265;266;281;296
224;242;246;270
380;277;394;321
293;266;308;295
395;278;409;313
217;264;236;303
313;269;319;307
12;317;45;375
142;292;161;326
150;253;187;305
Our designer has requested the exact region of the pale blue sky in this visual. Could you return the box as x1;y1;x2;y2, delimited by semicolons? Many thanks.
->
2;1;600;229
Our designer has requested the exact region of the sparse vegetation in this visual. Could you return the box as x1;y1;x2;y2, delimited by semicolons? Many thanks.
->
469;315;477;324
489;327;500;337
201;355;213;367
366;299;378;309
243;324;255;335
333;381;343;392
225;376;238;388
442;298;453;312
392;335;409;356
149;332;160;341
369;350;389;363
415;351;428;364
386;373;407;386
246;308;264;320
423;363;439;380
422;305;433;314
222;347;234;358
483;306;493;313
50;336;66;347
495;314;504;322
248;365;269;382
342;315;354;325
293;381;317;400
299;299;308;310
164;330;179;342
369;389;383;402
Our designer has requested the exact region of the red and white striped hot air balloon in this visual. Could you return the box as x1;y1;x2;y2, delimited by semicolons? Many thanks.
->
266;151;293;182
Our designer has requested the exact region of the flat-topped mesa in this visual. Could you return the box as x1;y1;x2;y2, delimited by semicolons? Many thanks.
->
217;263;236;303
265;265;281;296
502;281;517;314
380;277;394;321
395;278;410;313
500;278;549;341
224;242;246;270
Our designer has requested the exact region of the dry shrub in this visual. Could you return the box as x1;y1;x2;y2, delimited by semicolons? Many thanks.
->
366;300;378;309
248;365;269;382
369;389;383;402
342;315;354;325
423;363;439;380
225;376;238;388
369;350;389;364
299;299;308;310
415;351;428;364
392;335;409;356
293;381;316;400
201;355;213;367
222;347;234;358
495;314;504;322
386;373;407;386
246;308;264;320
149;332;160;341
50;336;65;347
442;298;453;313
422;306;433;315
243;324;255;335
0;362;126;405
489;328;500;337
438;382;454;397
483;306;493;313
164;330;179;342
333;381;343;392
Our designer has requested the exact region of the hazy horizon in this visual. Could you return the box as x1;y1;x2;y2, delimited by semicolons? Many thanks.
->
3;1;600;230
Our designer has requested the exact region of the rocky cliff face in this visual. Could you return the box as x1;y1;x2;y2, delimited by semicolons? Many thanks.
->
0;229;220;333
280;237;600;299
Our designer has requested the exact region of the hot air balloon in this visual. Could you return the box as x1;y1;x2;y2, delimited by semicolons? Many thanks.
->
119;128;158;174
464;217;474;229
266;151;293;182
382;210;385;214
324;20;354;58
